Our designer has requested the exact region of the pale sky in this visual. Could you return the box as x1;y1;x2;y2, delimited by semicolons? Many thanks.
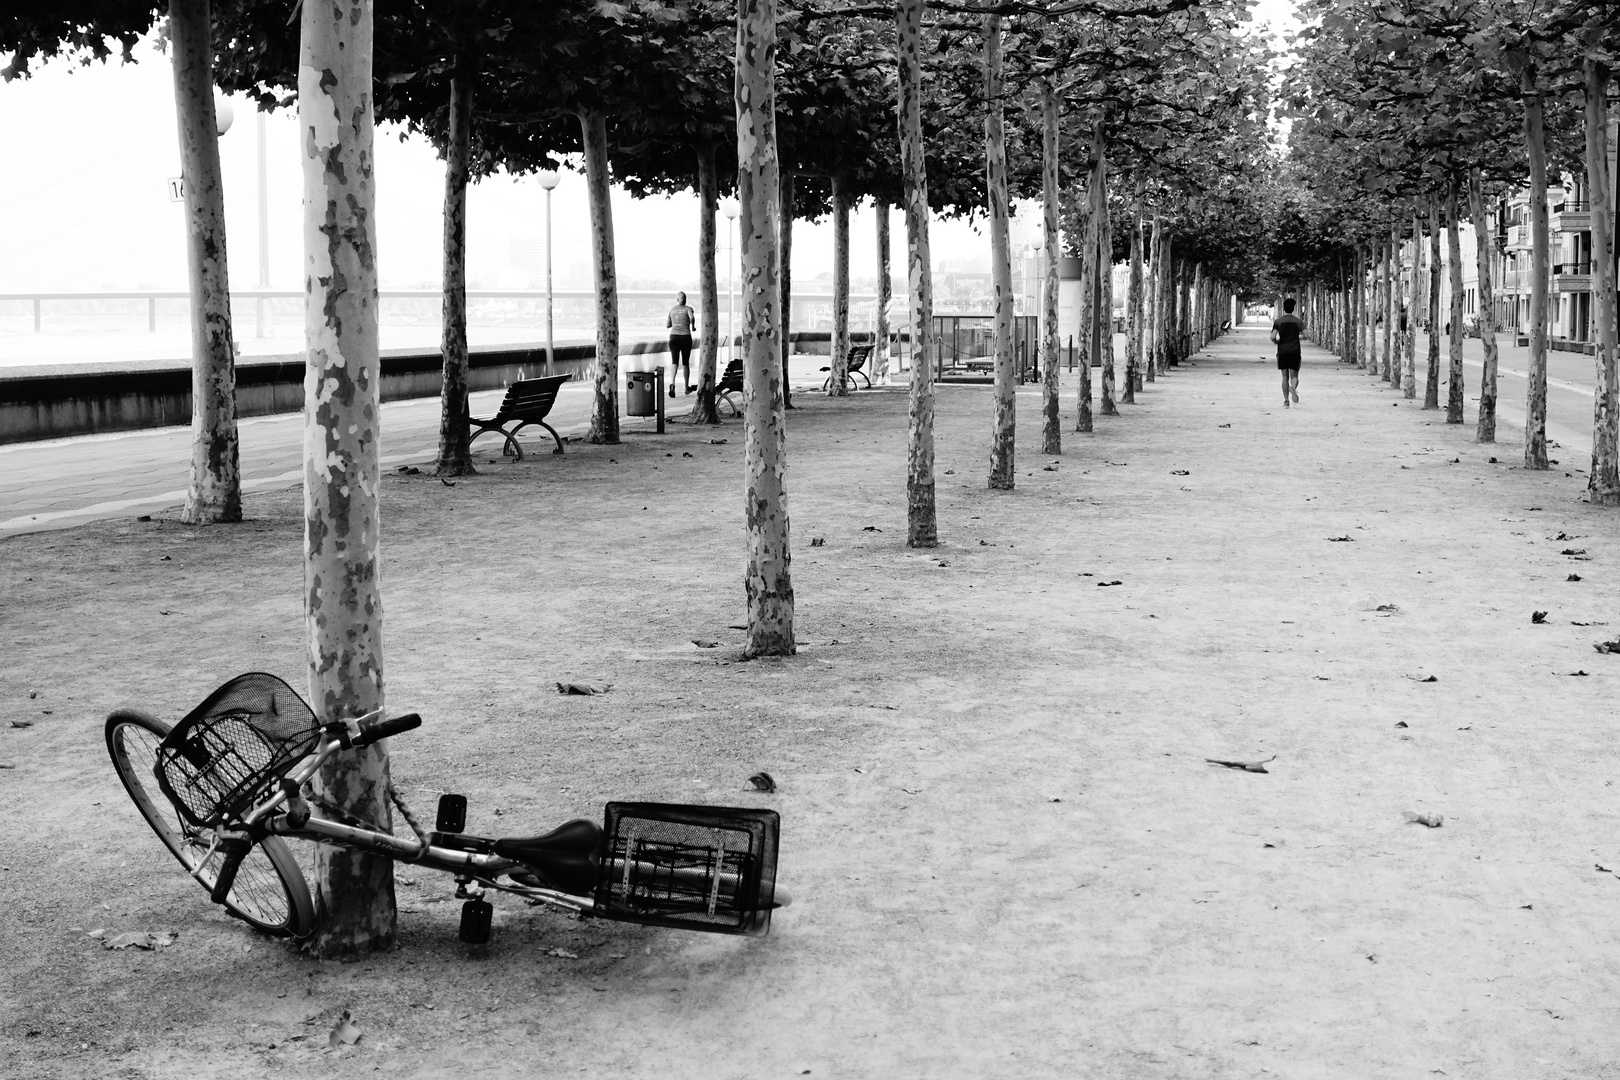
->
0;3;1297;299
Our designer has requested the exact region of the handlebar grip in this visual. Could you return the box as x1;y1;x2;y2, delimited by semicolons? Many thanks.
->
209;836;254;904
354;713;422;747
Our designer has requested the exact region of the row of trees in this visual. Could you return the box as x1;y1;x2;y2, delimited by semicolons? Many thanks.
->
4;0;1277;954
1275;0;1619;501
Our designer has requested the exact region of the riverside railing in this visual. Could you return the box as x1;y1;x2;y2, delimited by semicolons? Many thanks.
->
0;288;885;338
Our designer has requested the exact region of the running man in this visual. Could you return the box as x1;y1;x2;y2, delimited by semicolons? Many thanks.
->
1271;297;1304;407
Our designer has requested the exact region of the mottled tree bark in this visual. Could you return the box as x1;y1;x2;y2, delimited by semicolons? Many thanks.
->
299;0;393;957
1381;240;1394;384
874;198;892;384
736;0;793;654
692;144;722;425
435;53;476;476
984;14;1015;490
1523;69;1550;468
171;0;241;524
579;109;619;444
1039;78;1061;455
1124;190;1143;404
1446;179;1466;424
779;168;795;410
1586;58;1620;503
896;0;936;546
1145;213;1161;382
1405;213;1420;398
1098;134;1117;415
1075;185;1095;432
828;172;851;398
1425;198;1442;409
1468;172;1499;441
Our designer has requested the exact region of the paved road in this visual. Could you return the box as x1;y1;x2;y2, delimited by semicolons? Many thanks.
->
0;356;852;538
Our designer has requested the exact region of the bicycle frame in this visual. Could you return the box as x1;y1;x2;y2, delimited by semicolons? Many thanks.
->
242;732;597;915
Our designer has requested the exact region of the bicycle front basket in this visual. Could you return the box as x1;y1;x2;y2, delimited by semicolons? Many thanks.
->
154;673;321;828
594;803;779;936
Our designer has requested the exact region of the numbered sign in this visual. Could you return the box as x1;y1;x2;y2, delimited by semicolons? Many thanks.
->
168;177;185;202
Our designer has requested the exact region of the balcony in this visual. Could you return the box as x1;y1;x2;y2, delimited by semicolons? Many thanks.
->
1505;224;1531;250
1553;261;1593;292
1550;200;1592;232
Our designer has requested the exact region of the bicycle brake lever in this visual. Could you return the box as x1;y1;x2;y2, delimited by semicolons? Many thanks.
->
279;777;311;829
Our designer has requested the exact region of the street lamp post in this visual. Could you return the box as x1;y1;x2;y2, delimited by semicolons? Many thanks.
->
538;170;561;374
721;198;738;364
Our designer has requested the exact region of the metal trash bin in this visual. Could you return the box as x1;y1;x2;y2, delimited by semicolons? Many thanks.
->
626;370;658;417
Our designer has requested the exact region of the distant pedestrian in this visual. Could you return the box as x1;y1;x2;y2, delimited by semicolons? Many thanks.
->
667;292;696;397
1271;297;1304;407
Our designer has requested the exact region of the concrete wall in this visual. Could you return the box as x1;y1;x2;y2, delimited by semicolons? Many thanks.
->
0;332;836;445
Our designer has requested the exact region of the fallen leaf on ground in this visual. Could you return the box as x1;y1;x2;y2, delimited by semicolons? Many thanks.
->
1562;548;1587;556
545;947;578;959
1594;641;1620;654
556;681;612;695
103;931;177;951
328;1011;361;1048
1569;574;1584;582
1043;465;1058;472
691;639;720;649
1532;611;1548;624
707;438;727;445
1170;469;1190;476
862;526;882;532
1097;580;1123;587
10;720;32;729
809;537;826;547
1205;755;1276;774
1395;721;1408;728
1327;535;1354;542
1218;423;1231;428
747;772;776;793
1104;461;1128;467
1567;670;1590;677
1598;864;1613;874
1402;811;1443;828
1375;604;1402;614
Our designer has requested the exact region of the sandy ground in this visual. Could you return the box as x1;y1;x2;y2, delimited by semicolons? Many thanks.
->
4;327;1620;1079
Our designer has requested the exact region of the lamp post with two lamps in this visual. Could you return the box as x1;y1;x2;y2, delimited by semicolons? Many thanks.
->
538;170;561;374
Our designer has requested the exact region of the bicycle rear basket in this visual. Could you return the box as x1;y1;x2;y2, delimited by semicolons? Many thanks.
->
154;673;321;828
594;802;779;936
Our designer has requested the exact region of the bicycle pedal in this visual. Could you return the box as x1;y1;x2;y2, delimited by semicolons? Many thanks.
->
436;794;467;833
459;899;492;944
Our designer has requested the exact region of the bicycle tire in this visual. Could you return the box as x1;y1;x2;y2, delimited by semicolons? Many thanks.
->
105;708;315;938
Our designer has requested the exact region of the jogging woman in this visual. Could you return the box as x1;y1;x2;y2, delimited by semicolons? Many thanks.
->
667;292;696;396
1271;297;1304;407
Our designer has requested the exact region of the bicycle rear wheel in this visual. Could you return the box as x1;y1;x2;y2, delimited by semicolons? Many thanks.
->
105;708;315;938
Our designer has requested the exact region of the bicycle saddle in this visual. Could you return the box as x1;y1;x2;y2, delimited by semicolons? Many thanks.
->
493;818;602;896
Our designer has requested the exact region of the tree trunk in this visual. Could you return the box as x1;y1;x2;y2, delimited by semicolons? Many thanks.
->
1523;67;1550;467
735;0;793;655
984;13;1015;491
1158;234;1172;374
298;0;393;958
578;109;620;444
1426;196;1442;408
779;168;795;410
1124;189;1142;404
1341;254;1352;364
1039;78;1061;455
896;0;936;546
1097;126;1116;415
436;53;476;475
828;172;851;398
1468;171;1499;441
1382;239;1394;383
1446;178;1466;423
171;0;241;525
1145;213;1161;383
1406;212;1420;397
691;144;722;425
1076;184;1095;432
874;199;892;384
1587;58;1620;503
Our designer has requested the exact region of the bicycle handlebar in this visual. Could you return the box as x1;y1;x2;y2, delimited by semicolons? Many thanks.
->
353;712;422;747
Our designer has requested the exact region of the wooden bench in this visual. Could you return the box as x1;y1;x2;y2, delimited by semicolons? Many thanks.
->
715;358;745;417
820;343;874;391
468;374;570;460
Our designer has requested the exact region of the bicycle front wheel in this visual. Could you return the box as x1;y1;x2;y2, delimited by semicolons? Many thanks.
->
105;708;315;938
